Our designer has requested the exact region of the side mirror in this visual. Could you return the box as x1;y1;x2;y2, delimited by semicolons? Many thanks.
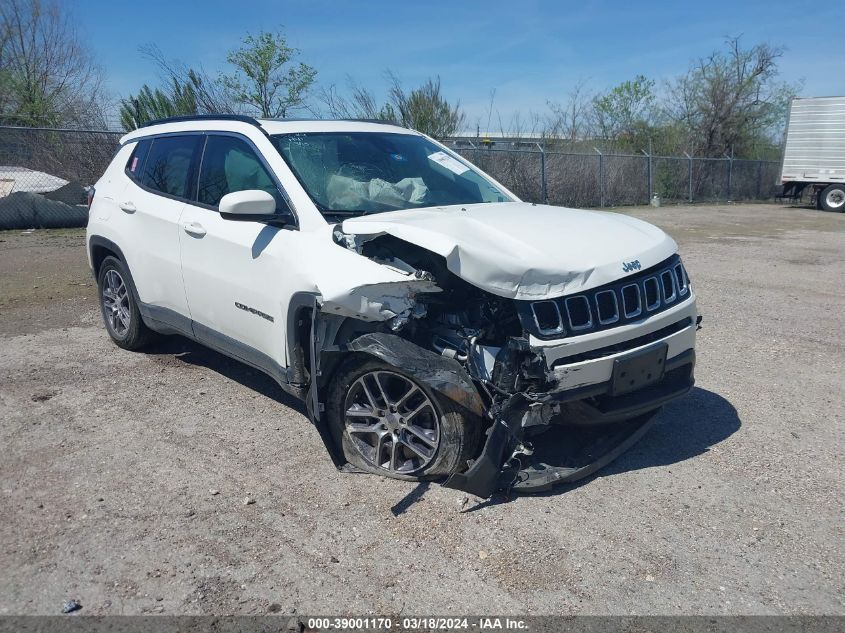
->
219;190;294;226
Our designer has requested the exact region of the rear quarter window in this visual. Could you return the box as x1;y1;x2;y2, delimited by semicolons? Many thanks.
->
125;139;151;177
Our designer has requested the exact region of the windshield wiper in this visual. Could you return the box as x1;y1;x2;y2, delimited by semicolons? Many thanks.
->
322;209;369;217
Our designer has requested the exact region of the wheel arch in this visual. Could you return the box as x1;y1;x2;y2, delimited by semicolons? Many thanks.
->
88;236;147;318
324;332;486;419
88;236;127;277
302;315;488;470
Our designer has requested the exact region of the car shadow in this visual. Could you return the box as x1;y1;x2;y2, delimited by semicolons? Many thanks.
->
467;386;741;509
144;335;307;416
595;386;741;476
251;224;278;259
141;338;740;510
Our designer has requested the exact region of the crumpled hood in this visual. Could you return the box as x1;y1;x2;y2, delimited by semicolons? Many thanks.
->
341;202;678;300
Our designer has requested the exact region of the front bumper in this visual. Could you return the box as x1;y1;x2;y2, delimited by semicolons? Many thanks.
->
540;292;698;390
444;348;695;497
444;297;699;498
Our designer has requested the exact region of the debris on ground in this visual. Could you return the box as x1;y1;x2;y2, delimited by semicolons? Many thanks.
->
61;600;81;613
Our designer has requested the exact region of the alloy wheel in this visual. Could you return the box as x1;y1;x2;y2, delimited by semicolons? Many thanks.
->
102;269;131;337
343;370;440;474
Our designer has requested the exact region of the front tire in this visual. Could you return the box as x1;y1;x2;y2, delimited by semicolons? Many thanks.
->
327;358;479;481
97;256;154;350
819;184;845;212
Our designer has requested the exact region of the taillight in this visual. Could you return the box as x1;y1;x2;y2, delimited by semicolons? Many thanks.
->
87;187;95;209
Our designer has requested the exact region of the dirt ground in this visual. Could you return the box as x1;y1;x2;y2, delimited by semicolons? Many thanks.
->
0;203;843;616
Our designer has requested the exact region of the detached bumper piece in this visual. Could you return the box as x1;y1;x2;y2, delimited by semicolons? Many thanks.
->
443;394;529;498
444;348;695;498
504;412;658;493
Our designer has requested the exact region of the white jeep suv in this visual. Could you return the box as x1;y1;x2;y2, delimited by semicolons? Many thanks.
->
87;115;699;497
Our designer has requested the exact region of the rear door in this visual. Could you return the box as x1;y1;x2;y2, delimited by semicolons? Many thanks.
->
120;134;201;327
178;133;296;379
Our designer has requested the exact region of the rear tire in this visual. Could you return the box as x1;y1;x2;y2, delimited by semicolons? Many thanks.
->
819;184;845;212
97;256;154;350
326;358;480;481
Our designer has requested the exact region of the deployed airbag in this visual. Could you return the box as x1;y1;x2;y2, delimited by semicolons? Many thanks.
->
326;175;428;212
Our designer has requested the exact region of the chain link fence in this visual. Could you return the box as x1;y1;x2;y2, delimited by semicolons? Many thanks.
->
449;143;782;208
0;125;782;230
0;126;121;229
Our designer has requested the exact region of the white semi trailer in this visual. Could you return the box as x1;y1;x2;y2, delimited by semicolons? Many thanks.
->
780;96;845;212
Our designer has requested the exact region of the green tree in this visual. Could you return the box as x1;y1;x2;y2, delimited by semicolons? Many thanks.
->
118;79;198;131
221;30;317;118
593;75;656;143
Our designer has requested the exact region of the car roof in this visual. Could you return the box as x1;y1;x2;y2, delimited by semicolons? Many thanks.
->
258;118;412;136
119;117;416;145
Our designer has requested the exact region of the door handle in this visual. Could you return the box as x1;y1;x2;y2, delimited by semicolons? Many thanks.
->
119;200;136;213
182;221;206;237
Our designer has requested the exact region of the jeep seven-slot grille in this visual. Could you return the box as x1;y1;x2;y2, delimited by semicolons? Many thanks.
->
517;255;690;340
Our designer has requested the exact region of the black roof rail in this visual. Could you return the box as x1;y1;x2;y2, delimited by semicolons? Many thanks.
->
254;117;402;126
139;114;263;129
341;118;402;126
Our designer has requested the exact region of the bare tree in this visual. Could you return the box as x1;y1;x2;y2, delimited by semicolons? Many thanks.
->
546;79;592;144
319;73;461;136
316;77;395;121
494;109;542;141
139;44;236;115
666;36;798;157
315;83;354;118
0;0;106;127
0;11;13;116
477;88;496;136
387;73;464;139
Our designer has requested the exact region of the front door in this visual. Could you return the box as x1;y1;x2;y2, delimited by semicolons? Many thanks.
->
178;134;296;380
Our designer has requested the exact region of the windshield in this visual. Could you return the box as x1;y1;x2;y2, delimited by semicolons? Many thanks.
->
272;132;511;217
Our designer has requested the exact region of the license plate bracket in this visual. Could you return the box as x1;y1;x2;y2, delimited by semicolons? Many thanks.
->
610;343;668;396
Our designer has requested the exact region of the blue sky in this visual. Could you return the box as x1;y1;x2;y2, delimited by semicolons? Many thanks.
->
79;0;844;130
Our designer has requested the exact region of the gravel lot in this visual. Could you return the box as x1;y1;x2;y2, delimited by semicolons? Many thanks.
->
0;203;843;616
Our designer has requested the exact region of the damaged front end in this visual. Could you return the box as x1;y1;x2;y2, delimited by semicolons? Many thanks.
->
304;224;697;499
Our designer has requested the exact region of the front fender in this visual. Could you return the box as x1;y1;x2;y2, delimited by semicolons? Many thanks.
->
340;333;485;418
307;329;486;471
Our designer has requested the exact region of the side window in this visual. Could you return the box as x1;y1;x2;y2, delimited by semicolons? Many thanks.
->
198;135;281;208
139;135;200;199
125;139;151;178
